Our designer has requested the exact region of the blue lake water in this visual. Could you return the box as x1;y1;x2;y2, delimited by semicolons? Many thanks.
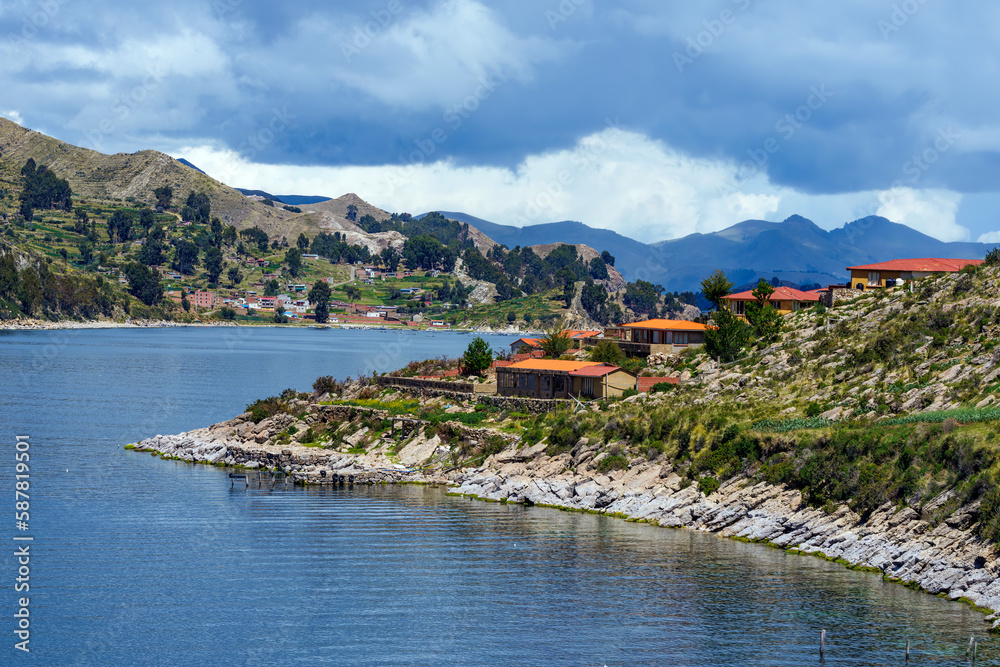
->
0;327;996;665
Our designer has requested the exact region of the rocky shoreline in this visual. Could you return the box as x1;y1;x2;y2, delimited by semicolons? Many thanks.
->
129;405;1000;630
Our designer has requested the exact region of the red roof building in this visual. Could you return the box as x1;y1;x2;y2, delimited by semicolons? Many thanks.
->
846;258;983;290
722;286;820;317
496;360;636;399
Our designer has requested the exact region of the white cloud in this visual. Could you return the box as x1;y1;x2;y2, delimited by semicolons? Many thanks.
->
2;110;24;125
176;130;970;245
978;231;1000;244
875;187;968;242
307;0;564;109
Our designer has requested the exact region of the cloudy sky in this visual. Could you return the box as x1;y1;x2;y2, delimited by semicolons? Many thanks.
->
3;0;999;244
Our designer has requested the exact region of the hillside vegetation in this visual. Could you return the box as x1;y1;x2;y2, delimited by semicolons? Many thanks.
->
306;264;1000;545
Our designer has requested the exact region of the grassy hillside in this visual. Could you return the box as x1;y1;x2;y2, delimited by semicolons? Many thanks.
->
329;264;1000;544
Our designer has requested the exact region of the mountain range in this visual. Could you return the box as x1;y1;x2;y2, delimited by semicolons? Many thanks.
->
427;211;998;292
1;117;995;294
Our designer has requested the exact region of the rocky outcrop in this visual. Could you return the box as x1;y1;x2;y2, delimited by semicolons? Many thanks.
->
451;452;1000;625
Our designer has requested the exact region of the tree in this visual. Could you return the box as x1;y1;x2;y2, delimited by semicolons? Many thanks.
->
153;185;173;209
589;340;625;365
580;280;611;324
346;204;358;221
308;280;332;323
539;328;573;358
701;270;734;311
122;262;163;306
285;248;302;277
227;266;242;287
181;296;190;312
589;256;609;280
0;254;18;299
623;280;663;314
296;232;309;250
138;208;155;232
601;250;615;267
344;285;361;302
274;305;288;324
705;307;752;362
106;210;134;243
204;246;224;284
182;191;210;223
17;267;42;315
223;225;237;246
77;242;93;266
73;208;89;234
745;278;782;343
210;217;223;246
264;279;280;296
218;306;236;320
172;240;199;275
138;235;164;266
462;336;493;376
379;246;400;271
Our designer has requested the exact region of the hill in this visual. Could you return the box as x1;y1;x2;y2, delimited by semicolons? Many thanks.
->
0;118;294;231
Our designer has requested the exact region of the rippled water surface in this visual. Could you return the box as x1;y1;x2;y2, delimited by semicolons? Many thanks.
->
0;328;996;665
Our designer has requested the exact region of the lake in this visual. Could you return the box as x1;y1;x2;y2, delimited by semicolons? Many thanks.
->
0;327;995;665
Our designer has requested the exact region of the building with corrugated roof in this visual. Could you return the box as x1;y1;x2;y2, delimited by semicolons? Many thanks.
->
496;360;636;399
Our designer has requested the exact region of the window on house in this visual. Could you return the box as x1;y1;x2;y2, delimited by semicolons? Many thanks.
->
734;301;745;316
582;378;594;397
675;332;688;345
868;271;880;286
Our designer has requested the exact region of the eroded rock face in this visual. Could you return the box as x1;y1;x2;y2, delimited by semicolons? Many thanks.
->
451;454;1000;620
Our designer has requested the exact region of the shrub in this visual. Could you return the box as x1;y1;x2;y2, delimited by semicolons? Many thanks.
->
589;340;625;365
219;306;236;320
622;388;639;399
698;476;720;496
597;452;628;473
650;382;675;393
805;401;824;418
313;375;339;396
246;395;289;423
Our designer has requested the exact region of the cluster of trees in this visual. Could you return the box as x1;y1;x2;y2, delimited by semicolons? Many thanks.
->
702;270;783;362
402;234;457;272
357;211;471;247
181;192;211;223
239;227;270;252
580;280;623;325
19;159;73;220
308;232;373;265
0;253;118;319
462;243;615;304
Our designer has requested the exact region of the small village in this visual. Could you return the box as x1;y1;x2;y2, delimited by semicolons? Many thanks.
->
380;256;987;404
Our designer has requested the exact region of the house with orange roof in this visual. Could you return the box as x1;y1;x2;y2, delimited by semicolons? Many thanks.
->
846;258;983;290
722;286;821;318
616;319;709;355
509;330;602;354
496;359;636;399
